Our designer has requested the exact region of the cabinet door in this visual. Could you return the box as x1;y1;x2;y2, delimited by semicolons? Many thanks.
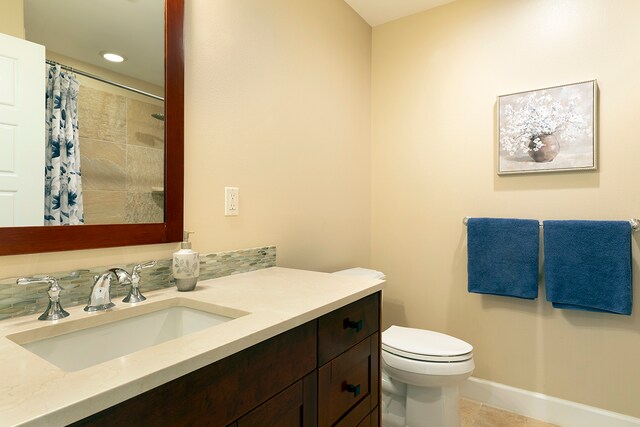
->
237;372;317;427
319;335;376;427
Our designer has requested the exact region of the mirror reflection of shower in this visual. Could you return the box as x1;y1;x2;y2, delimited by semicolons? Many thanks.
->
49;59;165;225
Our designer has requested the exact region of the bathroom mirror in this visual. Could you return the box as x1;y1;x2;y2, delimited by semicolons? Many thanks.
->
0;0;183;255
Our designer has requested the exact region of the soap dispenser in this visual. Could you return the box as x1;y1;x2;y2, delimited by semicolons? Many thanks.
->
173;231;200;291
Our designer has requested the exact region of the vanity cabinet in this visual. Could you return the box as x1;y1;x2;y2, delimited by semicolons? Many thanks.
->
70;292;380;427
233;373;317;427
318;292;380;427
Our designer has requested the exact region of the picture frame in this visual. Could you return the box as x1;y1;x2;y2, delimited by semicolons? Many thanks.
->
497;80;597;175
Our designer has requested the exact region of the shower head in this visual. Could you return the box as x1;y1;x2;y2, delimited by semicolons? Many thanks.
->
151;113;165;121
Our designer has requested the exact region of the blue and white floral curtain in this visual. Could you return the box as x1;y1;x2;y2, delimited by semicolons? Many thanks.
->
44;65;84;225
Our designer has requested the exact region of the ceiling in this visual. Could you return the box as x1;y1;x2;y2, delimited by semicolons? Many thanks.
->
24;0;164;87
344;0;457;26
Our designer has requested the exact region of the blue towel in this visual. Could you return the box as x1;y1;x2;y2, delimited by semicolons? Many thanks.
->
543;220;632;315
467;218;540;299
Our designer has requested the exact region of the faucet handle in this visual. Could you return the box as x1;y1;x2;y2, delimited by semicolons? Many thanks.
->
132;260;157;277
17;276;70;321
123;261;157;303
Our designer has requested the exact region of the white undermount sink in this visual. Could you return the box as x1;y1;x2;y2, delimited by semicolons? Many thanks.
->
7;298;248;372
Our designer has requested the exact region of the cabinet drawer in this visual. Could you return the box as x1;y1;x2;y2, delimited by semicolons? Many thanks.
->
357;414;371;427
318;336;374;427
236;372;317;427
318;293;379;365
369;409;379;427
358;409;379;427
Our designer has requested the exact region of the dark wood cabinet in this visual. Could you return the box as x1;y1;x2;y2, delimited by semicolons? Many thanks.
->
318;334;379;427
234;372;317;427
318;293;380;427
318;292;379;365
70;292;380;427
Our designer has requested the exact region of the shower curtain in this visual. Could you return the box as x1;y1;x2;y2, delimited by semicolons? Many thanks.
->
44;64;84;225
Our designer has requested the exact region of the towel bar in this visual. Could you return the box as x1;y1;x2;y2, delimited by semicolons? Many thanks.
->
463;217;640;232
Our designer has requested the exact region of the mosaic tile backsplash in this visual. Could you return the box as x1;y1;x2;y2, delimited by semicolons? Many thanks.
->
0;246;276;321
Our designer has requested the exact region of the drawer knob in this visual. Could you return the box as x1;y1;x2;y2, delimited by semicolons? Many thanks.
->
344;318;363;332
343;382;361;398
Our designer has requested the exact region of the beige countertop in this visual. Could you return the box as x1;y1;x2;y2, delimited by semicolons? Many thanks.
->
0;267;384;426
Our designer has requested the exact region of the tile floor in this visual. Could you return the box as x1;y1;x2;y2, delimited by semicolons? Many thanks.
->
460;399;559;427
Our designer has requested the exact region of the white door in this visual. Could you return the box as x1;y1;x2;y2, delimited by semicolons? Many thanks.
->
0;32;45;226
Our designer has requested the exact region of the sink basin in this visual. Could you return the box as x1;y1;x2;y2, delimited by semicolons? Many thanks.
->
7;298;248;372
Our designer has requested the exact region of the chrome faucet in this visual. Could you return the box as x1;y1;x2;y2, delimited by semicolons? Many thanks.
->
84;261;157;311
123;261;156;303
17;276;70;321
84;268;132;312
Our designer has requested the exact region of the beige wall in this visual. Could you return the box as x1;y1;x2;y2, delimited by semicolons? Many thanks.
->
372;0;640;418
0;0;24;38
0;0;371;278
183;0;372;271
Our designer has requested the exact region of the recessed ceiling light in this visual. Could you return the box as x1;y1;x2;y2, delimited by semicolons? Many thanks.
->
101;52;126;63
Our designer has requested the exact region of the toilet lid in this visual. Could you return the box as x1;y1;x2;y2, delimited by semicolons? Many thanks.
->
382;326;473;362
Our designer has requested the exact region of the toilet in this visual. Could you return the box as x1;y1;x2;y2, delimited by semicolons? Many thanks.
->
333;268;474;427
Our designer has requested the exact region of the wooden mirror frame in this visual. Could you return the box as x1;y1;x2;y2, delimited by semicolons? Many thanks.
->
0;0;184;256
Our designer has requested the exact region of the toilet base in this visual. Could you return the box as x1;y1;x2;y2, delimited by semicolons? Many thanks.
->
406;384;460;427
382;371;461;427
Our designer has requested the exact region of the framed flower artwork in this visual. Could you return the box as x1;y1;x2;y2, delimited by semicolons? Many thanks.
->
497;80;597;174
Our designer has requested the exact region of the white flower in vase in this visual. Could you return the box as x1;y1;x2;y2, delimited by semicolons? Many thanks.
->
500;91;591;159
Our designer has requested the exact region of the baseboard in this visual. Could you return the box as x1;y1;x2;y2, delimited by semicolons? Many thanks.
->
460;377;640;427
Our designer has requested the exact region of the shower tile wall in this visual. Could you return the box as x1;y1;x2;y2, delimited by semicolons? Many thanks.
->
79;85;164;224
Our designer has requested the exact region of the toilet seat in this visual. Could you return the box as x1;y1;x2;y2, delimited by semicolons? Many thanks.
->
382;350;475;383
382;326;473;363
